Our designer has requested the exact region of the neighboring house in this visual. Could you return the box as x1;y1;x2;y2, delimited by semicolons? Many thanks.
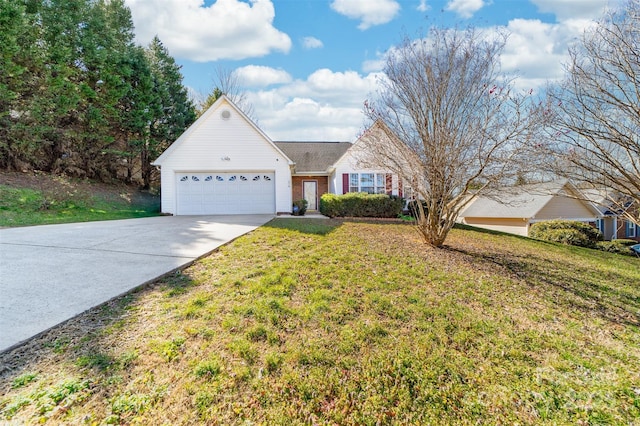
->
152;95;402;215
457;181;602;237
587;191;640;242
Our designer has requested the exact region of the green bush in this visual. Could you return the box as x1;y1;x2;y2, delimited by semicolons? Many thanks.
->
292;199;308;216
596;239;637;255
319;193;404;218
529;220;603;248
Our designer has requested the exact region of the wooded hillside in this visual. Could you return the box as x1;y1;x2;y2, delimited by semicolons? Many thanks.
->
0;0;196;188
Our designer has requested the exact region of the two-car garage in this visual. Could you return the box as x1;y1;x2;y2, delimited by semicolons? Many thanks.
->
152;96;293;216
175;172;275;215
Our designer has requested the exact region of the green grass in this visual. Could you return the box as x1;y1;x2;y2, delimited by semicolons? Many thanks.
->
1;219;639;424
0;184;159;227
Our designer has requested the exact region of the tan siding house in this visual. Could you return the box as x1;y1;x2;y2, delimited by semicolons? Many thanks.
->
458;181;602;237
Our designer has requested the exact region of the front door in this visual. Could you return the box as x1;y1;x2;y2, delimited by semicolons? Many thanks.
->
303;181;317;210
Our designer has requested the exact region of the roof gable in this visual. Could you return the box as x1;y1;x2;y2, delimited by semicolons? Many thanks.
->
332;120;385;170
152;95;293;166
459;181;601;219
332;120;416;173
275;141;352;173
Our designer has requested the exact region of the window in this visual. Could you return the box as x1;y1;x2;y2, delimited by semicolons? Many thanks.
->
626;221;636;238
596;219;604;234
376;174;385;194
403;181;414;200
349;174;359;193
348;173;386;194
360;173;374;193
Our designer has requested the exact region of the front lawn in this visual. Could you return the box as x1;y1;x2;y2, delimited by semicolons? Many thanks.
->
1;219;639;424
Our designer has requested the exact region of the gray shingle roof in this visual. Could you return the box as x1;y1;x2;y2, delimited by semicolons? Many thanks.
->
275;141;352;174
459;181;570;219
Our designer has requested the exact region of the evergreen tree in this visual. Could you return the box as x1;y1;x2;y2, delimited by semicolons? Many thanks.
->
143;36;196;188
0;0;193;185
0;0;28;168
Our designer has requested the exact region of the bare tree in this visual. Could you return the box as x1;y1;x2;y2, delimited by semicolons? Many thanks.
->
362;26;542;247
198;66;255;120
539;0;640;225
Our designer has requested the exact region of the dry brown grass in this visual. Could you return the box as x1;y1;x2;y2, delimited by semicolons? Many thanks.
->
1;219;639;424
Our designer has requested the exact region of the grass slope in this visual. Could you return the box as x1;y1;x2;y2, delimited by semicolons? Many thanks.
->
0;172;159;227
1;219;639;424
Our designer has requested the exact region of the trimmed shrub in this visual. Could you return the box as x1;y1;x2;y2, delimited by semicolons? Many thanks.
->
292;199;308;216
529;220;603;248
319;193;404;218
596;239;637;255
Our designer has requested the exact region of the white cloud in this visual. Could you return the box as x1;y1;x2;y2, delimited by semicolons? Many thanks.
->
243;68;383;141
445;0;486;19
497;16;602;90
417;0;430;12
330;0;401;30
362;58;385;73
125;0;291;62
530;0;620;21
233;66;292;88
302;36;324;49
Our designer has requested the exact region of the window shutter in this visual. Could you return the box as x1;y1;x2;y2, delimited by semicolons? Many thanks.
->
342;174;349;194
398;179;403;198
385;174;392;195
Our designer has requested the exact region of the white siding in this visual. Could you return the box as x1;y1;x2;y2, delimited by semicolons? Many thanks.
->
156;98;291;215
331;148;401;196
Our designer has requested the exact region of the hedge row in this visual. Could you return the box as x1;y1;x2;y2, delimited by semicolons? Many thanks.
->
319;193;404;218
529;219;603;248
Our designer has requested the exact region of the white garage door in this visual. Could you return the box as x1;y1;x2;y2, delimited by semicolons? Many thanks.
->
176;172;275;215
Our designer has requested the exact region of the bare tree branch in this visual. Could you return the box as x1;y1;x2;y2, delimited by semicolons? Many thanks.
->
361;26;542;247
538;0;640;225
197;66;256;120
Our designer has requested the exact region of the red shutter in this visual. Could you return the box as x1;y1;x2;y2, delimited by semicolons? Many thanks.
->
385;173;392;195
342;173;349;194
398;179;403;198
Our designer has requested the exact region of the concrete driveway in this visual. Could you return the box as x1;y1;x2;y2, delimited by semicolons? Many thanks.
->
0;215;273;352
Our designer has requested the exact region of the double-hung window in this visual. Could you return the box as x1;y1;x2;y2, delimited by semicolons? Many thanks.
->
349;174;359;193
348;173;386;194
626;221;636;238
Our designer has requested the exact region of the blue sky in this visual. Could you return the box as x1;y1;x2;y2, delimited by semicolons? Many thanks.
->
124;0;618;141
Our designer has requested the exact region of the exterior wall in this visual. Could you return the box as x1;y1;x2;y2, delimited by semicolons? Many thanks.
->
535;196;597;221
331;148;401;196
461;217;529;237
292;176;328;209
157;99;292;214
615;219;640;242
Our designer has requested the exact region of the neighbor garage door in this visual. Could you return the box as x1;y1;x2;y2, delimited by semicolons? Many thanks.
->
176;172;275;215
